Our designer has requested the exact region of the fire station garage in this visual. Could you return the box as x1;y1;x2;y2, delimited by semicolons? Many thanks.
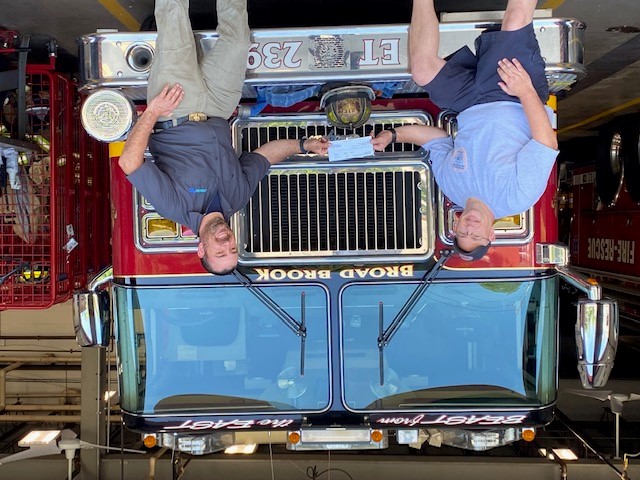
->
1;0;639;479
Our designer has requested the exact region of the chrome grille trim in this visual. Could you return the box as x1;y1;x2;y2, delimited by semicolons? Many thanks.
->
232;112;434;265
232;110;432;154
235;159;433;265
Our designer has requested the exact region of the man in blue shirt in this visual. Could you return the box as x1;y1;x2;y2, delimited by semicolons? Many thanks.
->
117;0;328;275
373;0;558;261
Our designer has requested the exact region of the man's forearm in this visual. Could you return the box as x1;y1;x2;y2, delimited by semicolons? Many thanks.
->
519;92;558;150
118;109;159;175
253;139;303;165
397;124;449;145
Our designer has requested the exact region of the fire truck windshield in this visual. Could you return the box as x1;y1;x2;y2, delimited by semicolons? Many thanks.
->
341;277;558;410
113;284;329;415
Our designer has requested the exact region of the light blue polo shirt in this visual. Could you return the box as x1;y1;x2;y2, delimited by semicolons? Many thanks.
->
424;101;559;218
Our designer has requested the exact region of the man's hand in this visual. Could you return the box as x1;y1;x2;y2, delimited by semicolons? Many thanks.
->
146;83;185;119
371;130;393;152
498;58;558;150
303;136;330;155
118;83;184;176
497;58;536;99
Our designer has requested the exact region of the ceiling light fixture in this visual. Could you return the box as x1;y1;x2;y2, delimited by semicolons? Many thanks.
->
18;430;62;447
553;448;578;461
224;444;257;455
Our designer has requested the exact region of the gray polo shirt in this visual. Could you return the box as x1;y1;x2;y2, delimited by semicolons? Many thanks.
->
127;117;270;235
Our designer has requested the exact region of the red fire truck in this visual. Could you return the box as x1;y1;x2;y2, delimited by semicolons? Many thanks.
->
0;30;111;310
565;113;640;322
72;11;619;455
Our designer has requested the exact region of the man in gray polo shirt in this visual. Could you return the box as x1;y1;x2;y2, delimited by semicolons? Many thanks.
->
117;0;329;275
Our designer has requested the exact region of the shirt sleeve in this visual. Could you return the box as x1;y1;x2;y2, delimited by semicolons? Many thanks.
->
511;138;559;210
222;151;271;212
126;160;189;227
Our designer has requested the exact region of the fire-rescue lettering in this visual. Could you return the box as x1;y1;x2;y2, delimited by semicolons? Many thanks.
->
587;238;635;264
254;265;414;281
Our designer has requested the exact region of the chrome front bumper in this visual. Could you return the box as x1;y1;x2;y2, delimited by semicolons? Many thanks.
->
78;18;585;99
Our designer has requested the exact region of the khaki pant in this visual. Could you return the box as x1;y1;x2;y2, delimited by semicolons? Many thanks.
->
147;0;250;120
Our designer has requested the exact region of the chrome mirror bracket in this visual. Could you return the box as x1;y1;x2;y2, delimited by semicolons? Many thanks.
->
72;266;113;348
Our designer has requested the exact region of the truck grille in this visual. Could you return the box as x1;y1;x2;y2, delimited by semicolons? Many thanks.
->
232;113;434;265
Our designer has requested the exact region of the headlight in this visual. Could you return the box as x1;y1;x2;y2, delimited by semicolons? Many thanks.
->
81;89;135;142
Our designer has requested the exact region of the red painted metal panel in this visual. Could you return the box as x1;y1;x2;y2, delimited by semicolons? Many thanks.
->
110;158;202;277
570;165;639;276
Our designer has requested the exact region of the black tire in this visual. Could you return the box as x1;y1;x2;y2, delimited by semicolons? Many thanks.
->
596;122;625;207
623;114;640;203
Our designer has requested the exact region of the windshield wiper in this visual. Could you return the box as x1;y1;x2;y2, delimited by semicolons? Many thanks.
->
233;270;307;375
377;250;452;385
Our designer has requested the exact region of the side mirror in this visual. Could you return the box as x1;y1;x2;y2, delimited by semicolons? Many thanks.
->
575;298;619;389
72;290;112;347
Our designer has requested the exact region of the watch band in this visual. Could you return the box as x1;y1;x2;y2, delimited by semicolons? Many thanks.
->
299;136;309;154
389;128;397;143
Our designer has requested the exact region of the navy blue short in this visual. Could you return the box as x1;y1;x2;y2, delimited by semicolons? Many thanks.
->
423;23;549;113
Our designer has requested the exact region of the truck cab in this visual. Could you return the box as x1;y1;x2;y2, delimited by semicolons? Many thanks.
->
73;13;618;455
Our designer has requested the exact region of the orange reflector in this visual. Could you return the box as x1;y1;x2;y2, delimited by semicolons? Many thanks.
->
143;435;157;448
587;278;599;286
288;432;301;444
522;428;536;442
371;430;384;443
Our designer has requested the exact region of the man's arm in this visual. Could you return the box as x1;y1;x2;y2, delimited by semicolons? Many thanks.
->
253;137;330;165
118;83;185;175
497;58;558;150
409;0;447;86
222;137;330;212
371;124;449;151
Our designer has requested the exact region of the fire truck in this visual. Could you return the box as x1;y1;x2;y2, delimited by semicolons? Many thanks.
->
0;30;110;310
72;11;620;455
565;113;640;323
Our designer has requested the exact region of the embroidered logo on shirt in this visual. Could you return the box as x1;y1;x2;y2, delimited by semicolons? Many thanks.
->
188;187;207;194
452;148;467;172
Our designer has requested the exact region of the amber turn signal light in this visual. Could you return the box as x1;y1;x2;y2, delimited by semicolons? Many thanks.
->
143;434;157;448
288;431;301;444
522;428;536;442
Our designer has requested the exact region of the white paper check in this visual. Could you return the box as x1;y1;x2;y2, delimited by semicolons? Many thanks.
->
328;136;375;162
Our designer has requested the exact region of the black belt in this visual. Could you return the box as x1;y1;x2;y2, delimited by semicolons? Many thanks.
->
153;112;208;132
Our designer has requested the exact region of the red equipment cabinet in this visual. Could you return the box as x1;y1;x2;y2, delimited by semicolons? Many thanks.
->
0;31;111;309
567;113;640;322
